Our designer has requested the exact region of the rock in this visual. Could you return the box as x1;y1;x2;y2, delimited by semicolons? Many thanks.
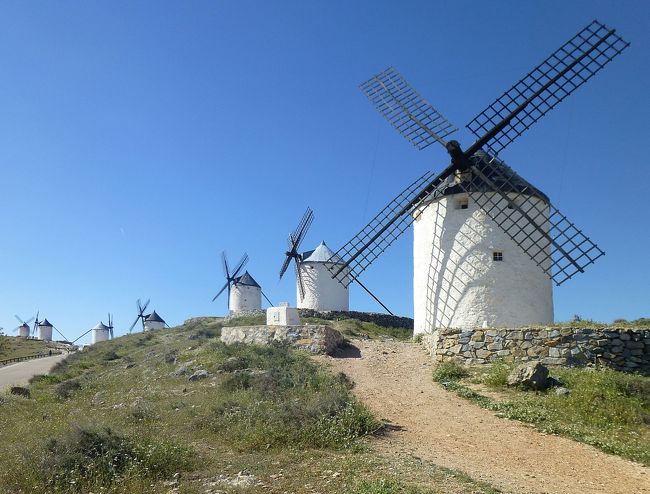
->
188;370;209;381
173;366;188;376
125;362;136;369
10;386;30;398
555;387;571;396
507;362;550;390
220;324;343;354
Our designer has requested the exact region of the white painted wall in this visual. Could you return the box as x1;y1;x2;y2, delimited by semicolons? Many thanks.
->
38;325;53;341
144;320;165;331
297;262;349;311
413;192;553;334
17;325;30;338
92;329;110;344
266;306;301;326
230;284;261;313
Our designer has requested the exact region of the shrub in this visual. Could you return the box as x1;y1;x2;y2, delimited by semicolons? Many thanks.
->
200;344;381;450
432;361;468;382
54;379;81;399
482;361;515;388
43;426;193;491
347;479;433;493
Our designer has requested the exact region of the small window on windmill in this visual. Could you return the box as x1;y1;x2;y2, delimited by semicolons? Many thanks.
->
493;251;504;262
455;196;469;210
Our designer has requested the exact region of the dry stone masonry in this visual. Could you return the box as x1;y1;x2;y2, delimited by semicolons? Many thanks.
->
423;327;650;374
220;325;343;355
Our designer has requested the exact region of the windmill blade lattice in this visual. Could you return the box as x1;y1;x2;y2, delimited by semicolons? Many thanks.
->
466;20;629;156
459;153;605;285
279;208;314;299
212;251;249;309
327;169;453;286
360;66;457;150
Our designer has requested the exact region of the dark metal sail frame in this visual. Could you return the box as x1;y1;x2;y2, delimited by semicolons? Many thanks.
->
212;252;250;308
328;20;628;287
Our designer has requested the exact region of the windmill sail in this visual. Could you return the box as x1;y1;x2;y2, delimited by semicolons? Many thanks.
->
459;152;604;285
328;168;453;286
466;20;629;156
360;66;458;150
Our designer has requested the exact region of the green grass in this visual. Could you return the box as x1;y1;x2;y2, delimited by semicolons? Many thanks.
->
433;361;650;465
0;335;52;360
0;318;495;493
554;317;650;329
322;318;414;341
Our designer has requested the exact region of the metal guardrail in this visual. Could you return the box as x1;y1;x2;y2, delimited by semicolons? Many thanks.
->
0;352;62;367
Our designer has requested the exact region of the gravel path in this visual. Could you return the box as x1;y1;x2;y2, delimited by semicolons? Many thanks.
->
316;339;650;494
0;354;68;391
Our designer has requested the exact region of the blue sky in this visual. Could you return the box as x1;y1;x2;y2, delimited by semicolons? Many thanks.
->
1;0;648;342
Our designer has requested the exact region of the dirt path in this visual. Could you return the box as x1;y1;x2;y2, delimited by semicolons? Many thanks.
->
316;339;650;494
0;354;68;391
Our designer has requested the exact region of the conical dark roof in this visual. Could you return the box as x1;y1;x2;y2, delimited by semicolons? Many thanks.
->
39;318;53;327
440;150;549;203
234;271;260;288
145;310;165;323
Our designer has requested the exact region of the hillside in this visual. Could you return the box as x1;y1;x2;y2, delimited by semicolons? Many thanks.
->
0;316;496;494
0;335;55;360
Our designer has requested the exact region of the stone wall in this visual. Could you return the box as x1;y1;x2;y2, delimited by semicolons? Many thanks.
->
297;309;414;330
423;327;650;374
220;325;343;355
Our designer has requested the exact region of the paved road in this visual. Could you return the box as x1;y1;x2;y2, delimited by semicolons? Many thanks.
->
0;354;69;391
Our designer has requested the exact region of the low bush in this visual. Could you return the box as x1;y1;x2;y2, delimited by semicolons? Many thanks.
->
54;379;81;400
43;426;194;491
200;344;381;450
432;361;468;382
346;479;434;493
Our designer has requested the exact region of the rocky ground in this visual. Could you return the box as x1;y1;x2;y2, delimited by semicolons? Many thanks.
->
316;339;650;494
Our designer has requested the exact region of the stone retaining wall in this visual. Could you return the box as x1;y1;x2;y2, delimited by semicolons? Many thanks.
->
423;327;650;374
220;325;343;355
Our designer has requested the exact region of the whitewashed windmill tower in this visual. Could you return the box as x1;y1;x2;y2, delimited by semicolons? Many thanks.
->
91;314;114;344
327;21;628;333
298;241;349;311
91;323;110;344
38;318;54;341
212;252;273;314
230;271;263;312
144;311;166;331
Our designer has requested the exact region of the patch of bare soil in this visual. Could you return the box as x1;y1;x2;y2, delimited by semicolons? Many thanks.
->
316;339;650;494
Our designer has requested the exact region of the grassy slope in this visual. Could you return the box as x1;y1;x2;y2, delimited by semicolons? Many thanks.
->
0;335;52;360
0;317;495;494
432;361;650;465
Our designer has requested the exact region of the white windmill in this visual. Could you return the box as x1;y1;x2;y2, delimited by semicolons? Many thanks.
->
38;318;54;341
144;311;166;331
91;314;114;344
327;21;628;333
297;241;349;311
212;252;273;314
13;314;35;338
279;208;391;313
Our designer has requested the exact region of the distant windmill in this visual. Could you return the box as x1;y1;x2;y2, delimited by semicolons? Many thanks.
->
328;20;629;332
73;313;114;345
13;314;35;338
280;207;392;313
129;299;150;333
